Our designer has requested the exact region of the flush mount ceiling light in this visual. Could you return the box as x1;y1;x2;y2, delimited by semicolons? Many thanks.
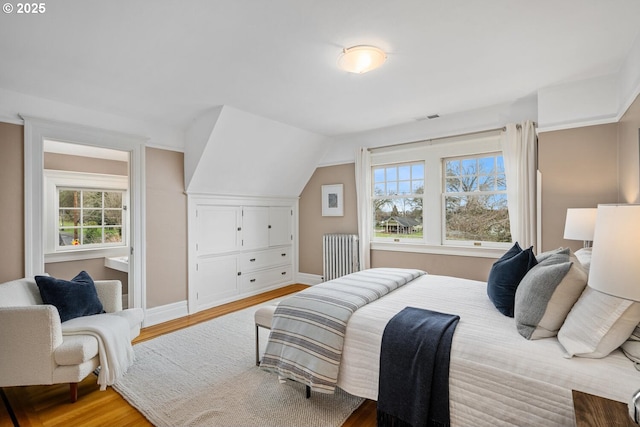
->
338;45;387;74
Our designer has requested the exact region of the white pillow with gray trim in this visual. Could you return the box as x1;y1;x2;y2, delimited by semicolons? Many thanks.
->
558;287;640;358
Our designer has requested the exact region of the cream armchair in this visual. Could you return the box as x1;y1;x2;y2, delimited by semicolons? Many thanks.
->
0;276;143;402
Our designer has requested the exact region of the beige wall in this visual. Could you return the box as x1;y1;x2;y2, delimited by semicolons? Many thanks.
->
371;251;494;282
0;122;24;282
45;258;128;291
145;147;188;308
538;123;620;252
298;163;358;275
618;94;640;204
44;152;128;176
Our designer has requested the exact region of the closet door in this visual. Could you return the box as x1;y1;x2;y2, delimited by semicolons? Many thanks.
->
194;254;238;307
196;205;241;255
241;206;269;250
268;206;293;247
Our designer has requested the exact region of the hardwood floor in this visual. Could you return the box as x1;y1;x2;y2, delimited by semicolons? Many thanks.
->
0;285;377;427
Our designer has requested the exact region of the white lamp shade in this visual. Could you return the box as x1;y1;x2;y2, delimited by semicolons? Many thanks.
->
563;208;597;241
588;204;640;301
338;46;386;74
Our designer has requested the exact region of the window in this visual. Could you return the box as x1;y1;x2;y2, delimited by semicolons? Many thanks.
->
57;188;125;248
44;169;129;260
369;131;511;254
373;162;424;240
443;153;511;245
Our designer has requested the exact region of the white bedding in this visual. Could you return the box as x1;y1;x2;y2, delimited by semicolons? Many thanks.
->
336;274;640;427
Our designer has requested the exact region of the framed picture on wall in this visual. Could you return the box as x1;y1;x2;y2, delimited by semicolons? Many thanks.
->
322;184;344;216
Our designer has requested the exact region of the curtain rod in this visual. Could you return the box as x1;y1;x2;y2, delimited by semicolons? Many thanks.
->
369;121;538;152
368;126;507;153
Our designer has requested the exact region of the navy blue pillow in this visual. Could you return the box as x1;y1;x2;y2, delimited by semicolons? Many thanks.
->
35;271;104;322
487;243;538;317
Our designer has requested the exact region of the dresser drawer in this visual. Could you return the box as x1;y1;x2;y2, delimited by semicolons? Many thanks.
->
240;265;292;293
240;247;291;271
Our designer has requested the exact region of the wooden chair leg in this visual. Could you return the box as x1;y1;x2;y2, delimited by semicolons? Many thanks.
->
69;382;78;403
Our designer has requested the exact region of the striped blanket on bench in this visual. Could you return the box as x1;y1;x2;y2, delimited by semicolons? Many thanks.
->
260;268;426;393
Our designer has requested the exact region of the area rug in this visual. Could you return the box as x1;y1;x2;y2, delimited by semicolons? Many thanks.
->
113;300;364;427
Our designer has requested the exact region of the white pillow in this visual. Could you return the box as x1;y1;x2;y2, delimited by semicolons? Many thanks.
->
573;248;592;272
557;286;640;358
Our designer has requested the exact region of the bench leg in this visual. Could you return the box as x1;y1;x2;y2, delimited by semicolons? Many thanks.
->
306;385;311;399
255;324;260;366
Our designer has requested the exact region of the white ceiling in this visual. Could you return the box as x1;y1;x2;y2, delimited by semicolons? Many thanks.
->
1;0;639;137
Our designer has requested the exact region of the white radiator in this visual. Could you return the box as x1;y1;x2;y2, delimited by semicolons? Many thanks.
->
323;234;360;281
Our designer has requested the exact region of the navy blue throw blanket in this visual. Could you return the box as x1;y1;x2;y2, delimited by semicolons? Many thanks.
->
377;307;460;427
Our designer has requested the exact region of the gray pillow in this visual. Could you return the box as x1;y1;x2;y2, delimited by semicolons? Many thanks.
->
536;247;570;263
515;254;573;339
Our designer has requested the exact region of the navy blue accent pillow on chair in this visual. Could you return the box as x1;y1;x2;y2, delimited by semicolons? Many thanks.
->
487;243;538;317
35;271;104;322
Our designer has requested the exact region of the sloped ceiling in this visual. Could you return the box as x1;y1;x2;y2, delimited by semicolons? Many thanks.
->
185;105;328;197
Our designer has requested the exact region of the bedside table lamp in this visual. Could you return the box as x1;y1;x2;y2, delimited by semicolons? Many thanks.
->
587;204;640;299
585;204;640;424
563;208;597;249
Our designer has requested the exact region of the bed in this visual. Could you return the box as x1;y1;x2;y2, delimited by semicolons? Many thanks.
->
332;272;640;426
261;253;640;427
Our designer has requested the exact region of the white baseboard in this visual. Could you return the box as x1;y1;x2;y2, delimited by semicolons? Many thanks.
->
142;277;323;328
296;272;323;286
143;300;189;327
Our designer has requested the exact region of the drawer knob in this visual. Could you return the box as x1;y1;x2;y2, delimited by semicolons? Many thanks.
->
281;271;287;275
281;253;286;257
250;258;256;262
250;279;256;283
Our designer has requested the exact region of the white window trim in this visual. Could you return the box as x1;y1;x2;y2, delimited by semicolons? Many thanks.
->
23;116;147;310
370;132;510;257
370;241;508;258
44;169;130;262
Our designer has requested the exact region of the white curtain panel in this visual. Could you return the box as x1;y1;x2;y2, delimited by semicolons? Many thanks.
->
501;121;538;250
355;147;372;270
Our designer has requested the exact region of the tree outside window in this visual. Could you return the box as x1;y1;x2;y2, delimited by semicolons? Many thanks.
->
58;188;124;248
443;154;511;243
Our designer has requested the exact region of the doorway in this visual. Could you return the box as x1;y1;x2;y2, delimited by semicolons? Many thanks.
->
23;116;146;311
43;140;131;306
